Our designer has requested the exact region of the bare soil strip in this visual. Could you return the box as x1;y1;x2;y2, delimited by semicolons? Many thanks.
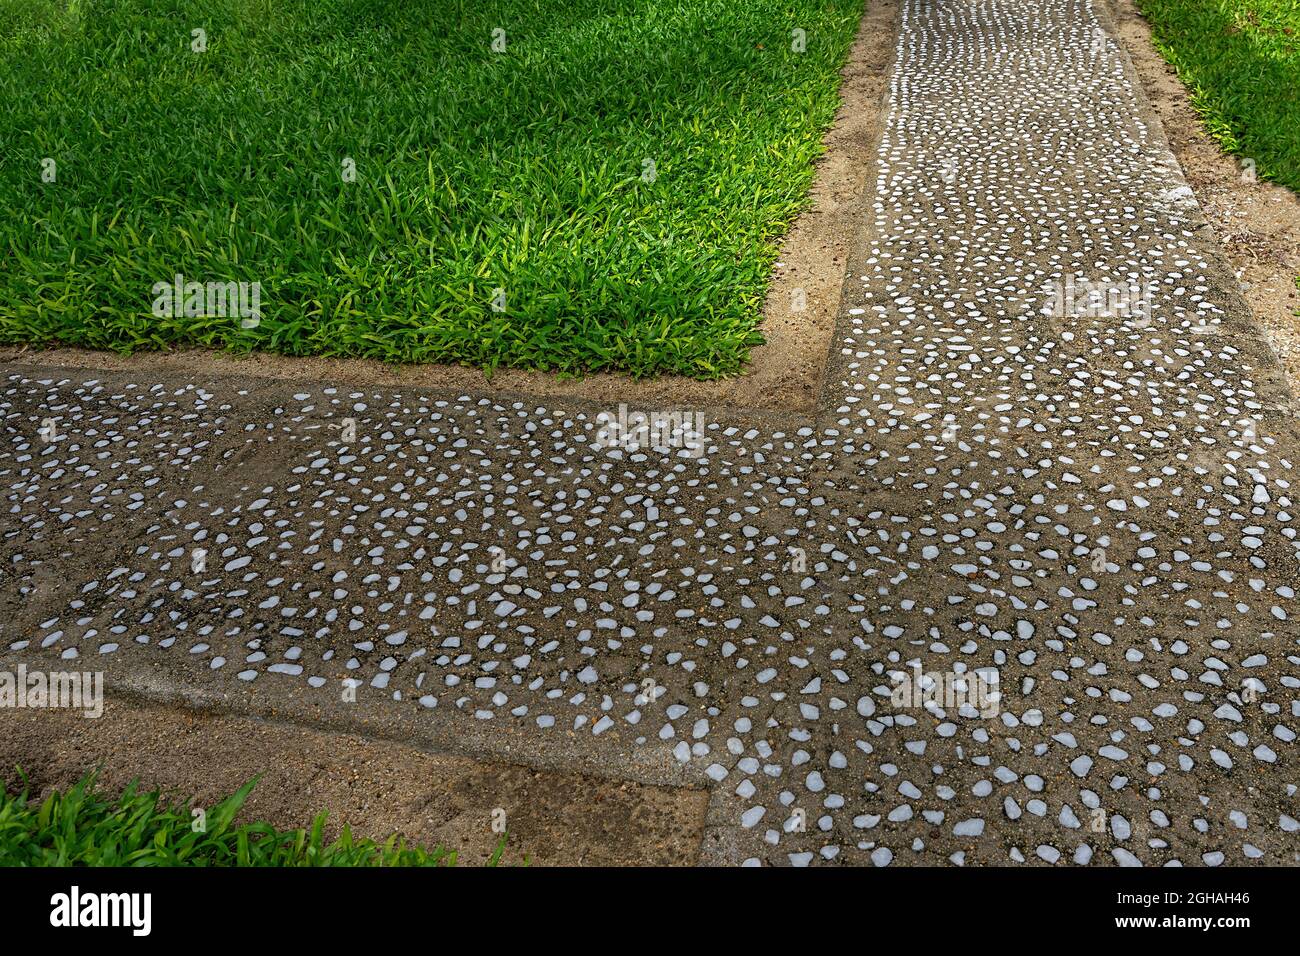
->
0;695;708;866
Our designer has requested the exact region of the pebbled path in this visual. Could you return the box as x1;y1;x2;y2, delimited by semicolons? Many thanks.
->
2;0;1298;865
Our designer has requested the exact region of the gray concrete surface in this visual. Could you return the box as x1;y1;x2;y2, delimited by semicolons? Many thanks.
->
2;0;1297;865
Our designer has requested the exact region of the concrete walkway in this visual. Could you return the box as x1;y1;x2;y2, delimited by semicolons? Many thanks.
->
3;0;1297;865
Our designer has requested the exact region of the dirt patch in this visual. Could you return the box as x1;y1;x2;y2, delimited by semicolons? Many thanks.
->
1106;0;1300;400
0;0;900;415
0;695;708;866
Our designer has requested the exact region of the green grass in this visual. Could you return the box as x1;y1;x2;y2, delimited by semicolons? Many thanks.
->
1136;0;1298;189
0;0;864;378
1136;0;1299;302
0;770;507;866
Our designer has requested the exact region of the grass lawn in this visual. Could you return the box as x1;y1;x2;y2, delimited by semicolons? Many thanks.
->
0;771;503;865
1136;0;1298;188
0;0;864;379
1136;0;1299;300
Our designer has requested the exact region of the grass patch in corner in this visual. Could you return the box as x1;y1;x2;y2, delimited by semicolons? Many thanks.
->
0;0;865;378
0;769;511;866
1136;0;1298;189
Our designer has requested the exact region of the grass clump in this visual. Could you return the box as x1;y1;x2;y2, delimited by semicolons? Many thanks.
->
0;0;865;378
1135;0;1298;304
1136;0;1298;191
0;770;504;866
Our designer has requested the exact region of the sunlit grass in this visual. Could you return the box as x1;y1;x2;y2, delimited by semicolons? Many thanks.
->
0;770;508;866
1137;0;1298;186
0;0;864;378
